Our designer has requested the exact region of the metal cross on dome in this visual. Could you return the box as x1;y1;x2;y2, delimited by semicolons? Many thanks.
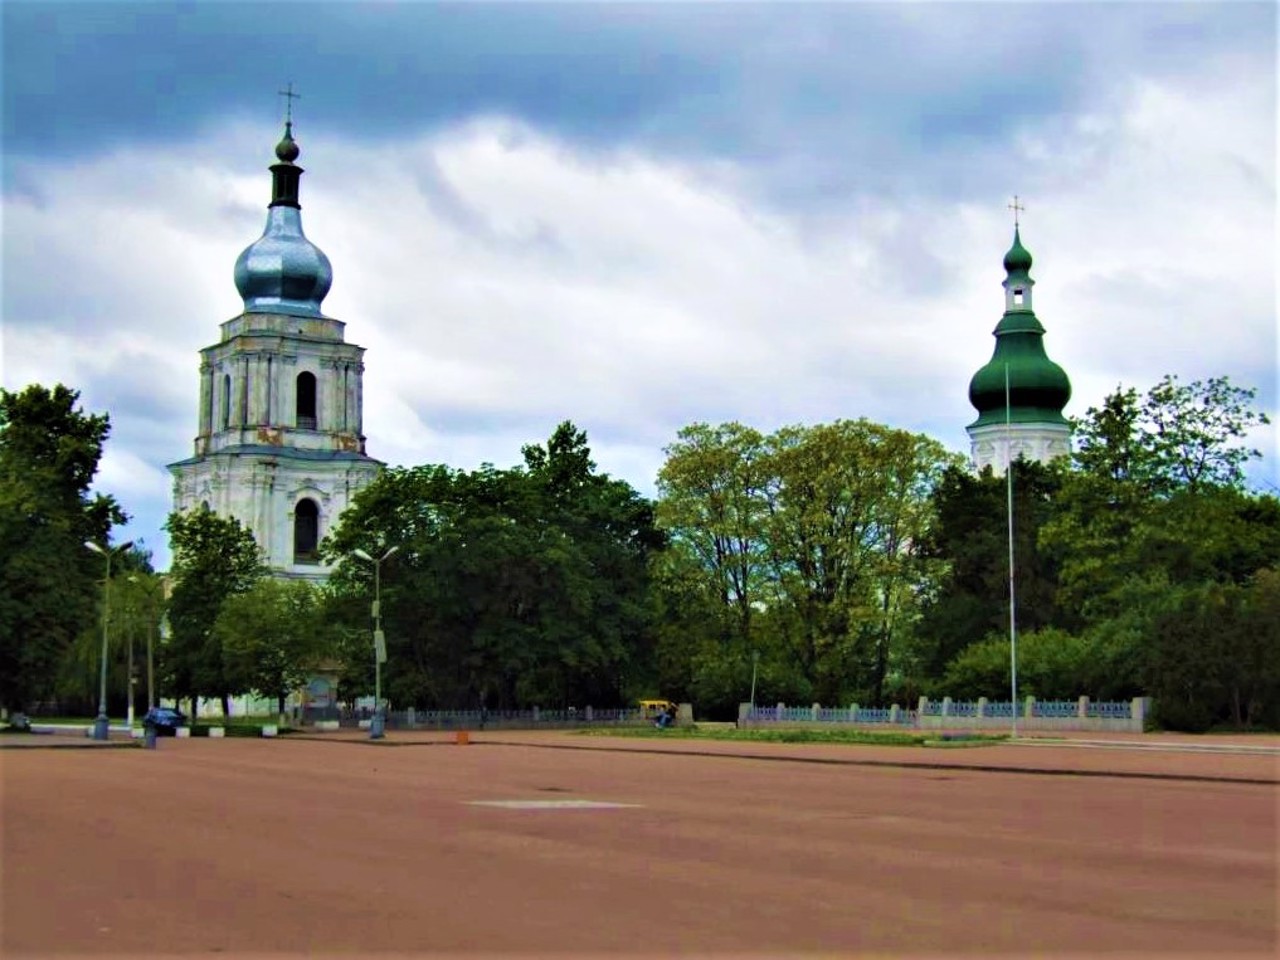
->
278;82;301;123
1008;195;1025;227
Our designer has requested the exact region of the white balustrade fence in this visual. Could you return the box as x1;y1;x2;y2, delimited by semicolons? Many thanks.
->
739;696;1151;733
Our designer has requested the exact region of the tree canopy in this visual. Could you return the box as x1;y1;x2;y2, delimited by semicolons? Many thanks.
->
0;384;125;711
323;422;664;710
216;578;331;716
655;419;960;713
164;507;267;717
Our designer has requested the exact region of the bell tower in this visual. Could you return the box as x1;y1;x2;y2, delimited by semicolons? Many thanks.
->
169;121;382;579
966;205;1073;473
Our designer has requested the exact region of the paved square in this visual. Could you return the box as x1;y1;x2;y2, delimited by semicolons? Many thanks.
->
3;732;1276;958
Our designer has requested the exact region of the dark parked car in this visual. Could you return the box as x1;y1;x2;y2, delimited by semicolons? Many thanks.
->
143;707;187;734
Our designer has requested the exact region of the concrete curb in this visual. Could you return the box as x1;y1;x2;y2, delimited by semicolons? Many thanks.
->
472;737;1280;787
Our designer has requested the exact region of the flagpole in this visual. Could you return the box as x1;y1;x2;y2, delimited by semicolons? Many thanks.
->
1005;363;1018;738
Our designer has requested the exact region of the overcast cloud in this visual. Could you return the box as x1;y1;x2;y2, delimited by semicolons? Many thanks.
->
2;1;1275;569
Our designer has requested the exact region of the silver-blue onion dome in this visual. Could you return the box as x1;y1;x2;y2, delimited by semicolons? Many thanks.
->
233;123;333;318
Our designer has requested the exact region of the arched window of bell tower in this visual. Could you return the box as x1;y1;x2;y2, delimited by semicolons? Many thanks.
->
296;372;317;430
294;498;320;564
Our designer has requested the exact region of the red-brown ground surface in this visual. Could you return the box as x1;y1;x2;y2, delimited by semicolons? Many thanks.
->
3;731;1276;959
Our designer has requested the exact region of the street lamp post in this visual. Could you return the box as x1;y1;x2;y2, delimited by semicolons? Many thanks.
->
85;539;133;741
352;546;398;740
126;612;135;730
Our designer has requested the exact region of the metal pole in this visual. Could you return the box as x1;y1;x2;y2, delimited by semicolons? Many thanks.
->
372;557;382;739
126;612;135;730
354;546;396;740
147;612;155;711
95;550;112;741
86;540;132;740
1005;364;1018;739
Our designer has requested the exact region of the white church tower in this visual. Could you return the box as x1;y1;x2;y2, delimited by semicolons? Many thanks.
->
966;213;1072;474
169;121;382;580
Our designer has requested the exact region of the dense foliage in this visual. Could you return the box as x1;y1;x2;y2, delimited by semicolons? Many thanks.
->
164;507;267;718
0;385;125;712
322;422;663;710
216;579;332;716
918;376;1278;728
654;420;960;716
5;374;1276;731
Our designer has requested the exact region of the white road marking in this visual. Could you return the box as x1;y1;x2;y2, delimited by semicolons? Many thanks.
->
468;799;642;810
1012;739;1280;756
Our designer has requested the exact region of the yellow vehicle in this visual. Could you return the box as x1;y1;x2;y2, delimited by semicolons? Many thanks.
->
638;699;677;720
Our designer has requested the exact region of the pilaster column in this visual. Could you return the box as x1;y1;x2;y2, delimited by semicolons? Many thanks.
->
342;363;354;433
355;361;365;438
198;361;213;436
320;357;337;433
239;355;250;428
252;354;269;425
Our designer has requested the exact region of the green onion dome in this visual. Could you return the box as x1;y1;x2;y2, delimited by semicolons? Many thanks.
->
1003;227;1033;274
968;229;1071;428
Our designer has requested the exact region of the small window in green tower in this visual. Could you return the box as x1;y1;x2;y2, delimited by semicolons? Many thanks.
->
1013;289;1025;305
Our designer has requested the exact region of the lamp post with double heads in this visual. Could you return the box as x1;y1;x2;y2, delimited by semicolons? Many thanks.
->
85;539;133;741
352;546;398;739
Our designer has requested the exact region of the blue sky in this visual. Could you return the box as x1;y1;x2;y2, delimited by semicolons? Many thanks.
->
3;1;1276;569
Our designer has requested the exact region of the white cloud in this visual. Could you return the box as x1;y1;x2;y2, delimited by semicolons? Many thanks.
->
3;58;1274;568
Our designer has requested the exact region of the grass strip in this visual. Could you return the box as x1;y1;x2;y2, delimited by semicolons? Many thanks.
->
575;727;1006;747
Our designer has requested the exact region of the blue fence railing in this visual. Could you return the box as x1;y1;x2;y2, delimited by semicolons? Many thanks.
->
1087;701;1132;719
379;708;647;730
745;699;1134;725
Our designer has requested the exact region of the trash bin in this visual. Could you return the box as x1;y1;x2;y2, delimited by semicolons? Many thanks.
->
143;719;158;749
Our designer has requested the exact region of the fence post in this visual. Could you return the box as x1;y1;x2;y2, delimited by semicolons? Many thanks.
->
850;703;860;723
1134;696;1151;732
776;702;784;721
738;702;751;727
889;704;901;724
1025;695;1036;720
811;702;821;721
533;706;540;723
918;696;929;717
585;705;593;722
942;696;952;718
407;707;416;728
977;697;988;718
1078;696;1089;719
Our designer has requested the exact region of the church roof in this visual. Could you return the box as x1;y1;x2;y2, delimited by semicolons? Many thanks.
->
232;122;333;318
968;227;1071;428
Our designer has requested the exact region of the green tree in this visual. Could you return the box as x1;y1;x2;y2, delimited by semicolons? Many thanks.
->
324;423;663;711
1048;376;1271;611
1144;570;1280;731
914;460;1067;684
164;507;266;718
656;422;771;652
216;579;330;718
56;545;160;716
655;419;958;712
0;384;125;712
942;627;1093;701
761;420;958;705
1235;568;1280;728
